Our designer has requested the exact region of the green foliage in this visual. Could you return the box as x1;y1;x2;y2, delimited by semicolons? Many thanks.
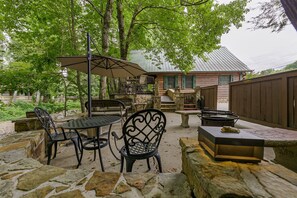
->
0;101;80;121
246;60;297;79
0;101;35;121
0;62;64;98
0;0;248;110
284;61;297;70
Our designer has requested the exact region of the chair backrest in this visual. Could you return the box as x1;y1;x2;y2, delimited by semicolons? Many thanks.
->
34;107;58;140
85;99;126;112
122;109;166;155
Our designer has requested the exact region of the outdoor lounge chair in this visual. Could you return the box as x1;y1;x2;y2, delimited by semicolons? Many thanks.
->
112;109;166;172
34;107;80;166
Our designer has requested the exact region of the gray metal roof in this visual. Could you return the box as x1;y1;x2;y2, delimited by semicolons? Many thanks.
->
129;47;251;73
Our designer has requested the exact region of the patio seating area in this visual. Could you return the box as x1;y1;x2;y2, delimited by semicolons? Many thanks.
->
1;104;297;197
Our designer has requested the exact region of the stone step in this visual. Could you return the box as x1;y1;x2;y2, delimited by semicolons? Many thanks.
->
161;108;176;112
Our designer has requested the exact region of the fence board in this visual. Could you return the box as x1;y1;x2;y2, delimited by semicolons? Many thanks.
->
271;79;281;125
251;83;261;120
201;85;217;110
230;70;297;129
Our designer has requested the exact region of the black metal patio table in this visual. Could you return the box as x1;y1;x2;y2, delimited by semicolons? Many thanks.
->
62;115;121;172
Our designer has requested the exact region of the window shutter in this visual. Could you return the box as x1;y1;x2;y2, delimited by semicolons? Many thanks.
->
163;76;168;90
175;75;179;88
192;76;196;88
230;75;233;82
182;75;186;89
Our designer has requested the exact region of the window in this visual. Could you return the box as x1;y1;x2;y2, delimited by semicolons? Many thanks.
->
163;76;178;89
182;75;196;88
219;75;233;85
167;76;176;89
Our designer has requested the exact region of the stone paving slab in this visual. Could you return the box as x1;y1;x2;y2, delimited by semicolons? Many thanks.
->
0;158;191;198
245;128;297;147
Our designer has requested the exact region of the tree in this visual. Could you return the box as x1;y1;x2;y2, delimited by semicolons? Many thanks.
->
250;0;297;32
113;0;248;72
0;0;248;109
250;0;288;32
284;61;297;70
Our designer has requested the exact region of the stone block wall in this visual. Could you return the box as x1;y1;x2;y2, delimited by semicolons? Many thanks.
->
180;137;297;198
12;118;43;132
0;130;45;161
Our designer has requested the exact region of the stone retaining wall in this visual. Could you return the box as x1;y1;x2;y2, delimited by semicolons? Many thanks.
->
180;137;297;198
0;129;192;197
12;118;43;132
0;130;45;161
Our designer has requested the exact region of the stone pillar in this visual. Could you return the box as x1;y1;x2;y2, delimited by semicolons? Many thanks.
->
175;93;184;110
194;86;201;102
153;96;161;110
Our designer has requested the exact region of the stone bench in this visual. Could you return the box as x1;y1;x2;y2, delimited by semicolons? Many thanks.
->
245;128;297;172
175;110;201;128
180;137;297;198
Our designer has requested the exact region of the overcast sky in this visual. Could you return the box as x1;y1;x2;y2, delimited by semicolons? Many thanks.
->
220;0;297;72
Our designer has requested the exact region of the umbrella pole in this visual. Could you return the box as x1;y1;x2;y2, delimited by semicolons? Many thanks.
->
87;33;92;117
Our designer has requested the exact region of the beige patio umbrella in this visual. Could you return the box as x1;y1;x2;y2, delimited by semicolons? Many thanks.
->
58;53;146;117
58;33;146;117
58;55;146;78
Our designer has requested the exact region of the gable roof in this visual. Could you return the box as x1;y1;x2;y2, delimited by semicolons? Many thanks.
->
129;47;251;73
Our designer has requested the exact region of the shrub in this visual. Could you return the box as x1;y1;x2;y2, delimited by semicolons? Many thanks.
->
0;101;81;121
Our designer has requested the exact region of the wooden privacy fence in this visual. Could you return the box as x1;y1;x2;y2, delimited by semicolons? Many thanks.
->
201;85;217;110
229;70;297;129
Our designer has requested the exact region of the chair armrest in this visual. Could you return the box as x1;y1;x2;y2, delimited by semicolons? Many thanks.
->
111;131;123;152
111;131;122;140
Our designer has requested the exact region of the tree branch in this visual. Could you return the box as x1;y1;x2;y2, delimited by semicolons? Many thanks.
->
85;0;104;18
180;0;209;6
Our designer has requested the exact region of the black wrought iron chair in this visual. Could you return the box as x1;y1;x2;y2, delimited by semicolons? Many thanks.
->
112;109;166;172
34;107;80;166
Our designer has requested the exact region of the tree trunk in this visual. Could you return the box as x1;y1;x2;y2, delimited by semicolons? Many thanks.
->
11;91;17;103
116;0;126;59
70;0;85;112
100;0;114;99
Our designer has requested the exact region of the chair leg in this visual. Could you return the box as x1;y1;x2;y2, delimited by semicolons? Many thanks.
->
154;153;162;173
146;158;151;171
77;146;84;168
71;139;80;168
93;138;96;161
120;155;124;173
53;142;58;158
96;139;105;172
47;142;54;165
126;158;136;172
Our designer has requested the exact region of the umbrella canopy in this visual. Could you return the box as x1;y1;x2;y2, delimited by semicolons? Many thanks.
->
58;55;146;78
58;53;146;117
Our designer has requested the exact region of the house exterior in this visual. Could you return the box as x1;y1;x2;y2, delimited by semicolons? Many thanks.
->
130;47;251;102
